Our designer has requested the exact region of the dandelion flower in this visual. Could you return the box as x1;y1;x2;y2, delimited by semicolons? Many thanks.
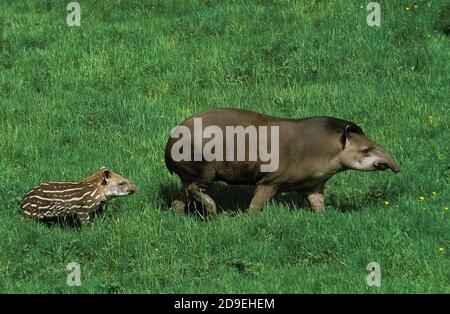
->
438;247;445;253
384;201;389;205
444;207;448;212
406;7;410;10
160;115;164;118
395;205;399;209
414;5;418;9
432;191;437;196
418;196;425;201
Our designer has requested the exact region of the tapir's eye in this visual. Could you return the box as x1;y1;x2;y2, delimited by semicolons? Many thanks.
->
119;181;127;186
361;148;371;155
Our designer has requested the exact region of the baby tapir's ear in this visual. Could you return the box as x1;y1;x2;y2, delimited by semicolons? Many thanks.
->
101;168;111;185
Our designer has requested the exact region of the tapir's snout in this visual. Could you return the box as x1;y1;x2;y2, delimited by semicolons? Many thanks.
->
375;149;400;173
128;182;140;194
389;162;400;173
375;161;400;173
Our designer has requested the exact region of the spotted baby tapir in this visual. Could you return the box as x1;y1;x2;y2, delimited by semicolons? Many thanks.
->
20;167;139;225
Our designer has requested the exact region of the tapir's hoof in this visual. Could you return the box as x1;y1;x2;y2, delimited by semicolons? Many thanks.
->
246;207;261;214
171;200;186;215
313;207;325;214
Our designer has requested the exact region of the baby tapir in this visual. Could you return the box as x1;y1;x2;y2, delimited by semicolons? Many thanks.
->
20;167;139;225
165;108;400;215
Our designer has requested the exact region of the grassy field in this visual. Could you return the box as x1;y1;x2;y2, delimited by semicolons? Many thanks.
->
0;0;449;293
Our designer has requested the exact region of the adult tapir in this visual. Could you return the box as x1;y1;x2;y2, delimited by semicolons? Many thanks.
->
165;108;400;215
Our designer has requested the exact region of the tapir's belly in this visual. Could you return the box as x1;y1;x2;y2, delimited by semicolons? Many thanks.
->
212;161;264;185
211;160;330;192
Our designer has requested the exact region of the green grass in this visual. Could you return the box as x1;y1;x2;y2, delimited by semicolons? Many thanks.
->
0;0;449;293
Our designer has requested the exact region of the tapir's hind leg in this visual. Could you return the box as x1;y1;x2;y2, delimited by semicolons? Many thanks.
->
248;184;278;213
187;182;217;216
171;188;189;215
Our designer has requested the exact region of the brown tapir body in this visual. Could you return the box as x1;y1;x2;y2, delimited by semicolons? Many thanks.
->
165;108;400;215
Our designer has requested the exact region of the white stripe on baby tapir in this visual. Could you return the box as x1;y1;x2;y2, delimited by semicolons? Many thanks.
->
45;181;81;185
41;187;86;193
27;191;91;203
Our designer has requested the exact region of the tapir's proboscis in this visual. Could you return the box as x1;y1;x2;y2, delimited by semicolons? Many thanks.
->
165;108;400;215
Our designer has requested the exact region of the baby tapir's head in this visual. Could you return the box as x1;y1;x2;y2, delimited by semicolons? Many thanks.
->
90;167;140;201
339;125;400;173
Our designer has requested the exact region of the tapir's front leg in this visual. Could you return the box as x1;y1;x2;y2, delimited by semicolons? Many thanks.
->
305;186;325;213
248;185;278;213
77;212;91;225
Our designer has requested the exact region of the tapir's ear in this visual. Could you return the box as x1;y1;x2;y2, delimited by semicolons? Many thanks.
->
102;168;111;185
340;125;352;149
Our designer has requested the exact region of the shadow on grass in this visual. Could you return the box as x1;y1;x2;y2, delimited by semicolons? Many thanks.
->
158;181;312;218
29;207;108;229
34;216;82;229
159;180;395;216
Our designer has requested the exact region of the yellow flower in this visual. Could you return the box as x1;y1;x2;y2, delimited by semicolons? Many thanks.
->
427;34;432;38
160;115;164;118
414;5;418;9
395;205;399;209
384;201;389;205
444;207;449;212
418;196;425;201
438;247;445;253
406;7;410;10
432;191;437;196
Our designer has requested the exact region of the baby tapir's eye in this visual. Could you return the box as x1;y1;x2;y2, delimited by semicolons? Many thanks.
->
118;181;127;186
